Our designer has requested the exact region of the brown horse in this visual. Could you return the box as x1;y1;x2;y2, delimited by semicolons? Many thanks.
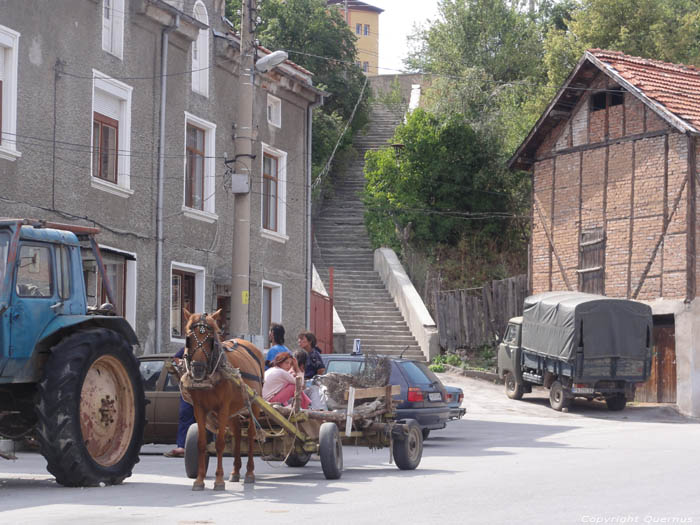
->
182;309;264;491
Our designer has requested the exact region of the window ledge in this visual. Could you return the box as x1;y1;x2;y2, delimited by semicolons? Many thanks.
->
91;177;134;198
268;120;281;129
182;206;218;223
261;229;289;244
0;145;22;161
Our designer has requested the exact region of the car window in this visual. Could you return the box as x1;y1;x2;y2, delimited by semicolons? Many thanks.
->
163;372;180;392
398;361;433;386
504;324;519;345
140;361;164;391
0;231;9;286
325;360;364;375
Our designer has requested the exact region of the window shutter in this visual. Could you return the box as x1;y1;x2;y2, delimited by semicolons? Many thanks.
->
113;0;124;57
94;89;120;121
102;0;113;52
192;38;200;92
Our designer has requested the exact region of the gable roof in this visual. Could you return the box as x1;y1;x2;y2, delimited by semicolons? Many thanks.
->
509;49;700;170
327;0;384;14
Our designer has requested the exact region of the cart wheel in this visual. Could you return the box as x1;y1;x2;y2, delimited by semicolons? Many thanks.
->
393;419;422;470
549;381;571;411
285;448;311;467
319;422;343;480
184;423;209;479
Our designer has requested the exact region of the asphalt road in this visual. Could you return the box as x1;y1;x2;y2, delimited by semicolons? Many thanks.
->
1;373;699;525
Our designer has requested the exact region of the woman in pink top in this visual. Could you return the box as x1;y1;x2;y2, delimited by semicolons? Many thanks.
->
262;352;311;409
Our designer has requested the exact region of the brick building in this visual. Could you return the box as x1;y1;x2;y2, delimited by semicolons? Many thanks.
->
510;49;700;416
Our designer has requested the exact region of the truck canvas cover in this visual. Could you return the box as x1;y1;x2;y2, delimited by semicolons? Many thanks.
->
521;292;652;361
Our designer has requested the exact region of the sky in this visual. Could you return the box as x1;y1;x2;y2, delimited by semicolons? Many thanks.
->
370;0;441;74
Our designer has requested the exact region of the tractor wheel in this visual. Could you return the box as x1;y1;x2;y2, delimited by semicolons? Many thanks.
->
392;419;423;470
36;328;145;487
505;372;524;400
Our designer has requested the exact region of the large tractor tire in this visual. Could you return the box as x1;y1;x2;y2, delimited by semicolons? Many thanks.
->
36;328;146;487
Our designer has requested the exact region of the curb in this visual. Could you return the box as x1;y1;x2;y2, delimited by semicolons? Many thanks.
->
443;364;501;383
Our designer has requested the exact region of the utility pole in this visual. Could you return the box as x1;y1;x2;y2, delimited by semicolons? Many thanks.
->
232;0;255;337
344;0;348;24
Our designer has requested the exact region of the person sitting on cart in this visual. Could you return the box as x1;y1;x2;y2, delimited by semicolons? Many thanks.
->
262;353;311;409
297;331;326;379
265;323;291;369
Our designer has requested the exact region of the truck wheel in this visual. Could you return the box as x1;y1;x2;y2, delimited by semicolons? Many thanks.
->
504;372;524;400
392;419;423;470
319;422;343;479
36;328;145;487
185;423;210;479
549;381;571;411
606;394;627;411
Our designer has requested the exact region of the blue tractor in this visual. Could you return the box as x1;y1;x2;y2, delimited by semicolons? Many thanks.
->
0;219;145;486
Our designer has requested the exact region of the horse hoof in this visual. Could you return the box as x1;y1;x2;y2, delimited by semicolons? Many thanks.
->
192;482;205;491
229;473;240;482
213;482;226;491
244;475;255;484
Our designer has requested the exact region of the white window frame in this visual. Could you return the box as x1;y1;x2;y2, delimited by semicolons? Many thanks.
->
191;0;209;97
170;262;206;344
91;69;133;197
260;142;288;242
267;94;281;128
183;111;217;222
0;25;20;161
102;0;125;60
261;280;282;339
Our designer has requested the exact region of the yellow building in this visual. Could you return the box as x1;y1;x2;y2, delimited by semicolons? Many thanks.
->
328;0;383;76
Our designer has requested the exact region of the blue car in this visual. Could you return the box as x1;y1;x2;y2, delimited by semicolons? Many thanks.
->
445;385;466;420
321;354;451;439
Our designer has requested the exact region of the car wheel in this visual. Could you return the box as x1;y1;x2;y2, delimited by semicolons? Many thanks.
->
505;372;524;400
392;419;423;470
421;428;430;440
36;329;145;487
549;381;571;411
319;423;343;480
605;394;627;411
185;423;209;479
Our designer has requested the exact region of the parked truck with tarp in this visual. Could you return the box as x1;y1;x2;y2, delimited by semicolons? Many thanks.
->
497;292;652;411
0;219;145;486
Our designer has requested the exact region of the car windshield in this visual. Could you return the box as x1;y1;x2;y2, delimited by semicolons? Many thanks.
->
398;361;436;387
140;360;164;391
0;231;9;288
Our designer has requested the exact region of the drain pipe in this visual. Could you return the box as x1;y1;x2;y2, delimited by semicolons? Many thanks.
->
306;96;324;328
155;14;179;354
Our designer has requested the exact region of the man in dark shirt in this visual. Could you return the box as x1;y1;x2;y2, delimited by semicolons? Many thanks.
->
164;347;193;458
297;331;326;379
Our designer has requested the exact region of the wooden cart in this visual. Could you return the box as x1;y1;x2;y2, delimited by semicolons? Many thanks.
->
183;376;424;480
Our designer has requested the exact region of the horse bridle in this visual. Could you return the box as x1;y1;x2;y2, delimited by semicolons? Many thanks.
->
185;313;223;382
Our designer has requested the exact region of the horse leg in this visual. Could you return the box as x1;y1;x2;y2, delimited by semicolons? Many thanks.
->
244;407;257;484
192;401;207;491
230;415;242;482
213;404;228;491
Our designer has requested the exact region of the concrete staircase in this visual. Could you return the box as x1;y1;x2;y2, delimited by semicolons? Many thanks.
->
314;104;424;360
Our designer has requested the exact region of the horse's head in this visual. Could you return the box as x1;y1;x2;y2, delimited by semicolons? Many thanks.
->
183;308;223;381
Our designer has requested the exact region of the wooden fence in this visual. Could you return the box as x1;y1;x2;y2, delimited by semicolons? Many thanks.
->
434;275;528;351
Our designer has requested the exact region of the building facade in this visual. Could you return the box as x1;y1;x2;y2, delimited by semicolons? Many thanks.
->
0;0;323;354
511;49;700;416
327;0;382;75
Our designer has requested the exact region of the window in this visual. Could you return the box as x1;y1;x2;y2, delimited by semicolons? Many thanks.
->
591;88;624;112
363;62;369;73
183;112;217;221
503;324;519;345
364;24;370;36
267;94;281;128
171;263;205;342
56;245;71;300
92;112;118;183
92;70;133;196
0;232;9;284
191;1;209;96
355;23;362;35
0;24;20;161
578;227;605;294
261;144;287;239
16;245;53;298
262;281;281;341
82;246;136;327
102;0;124;59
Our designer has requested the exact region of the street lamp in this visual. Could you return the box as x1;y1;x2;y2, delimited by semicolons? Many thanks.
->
255;50;287;72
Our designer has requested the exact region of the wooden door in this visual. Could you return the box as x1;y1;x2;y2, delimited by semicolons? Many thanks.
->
310;291;333;354
635;317;676;403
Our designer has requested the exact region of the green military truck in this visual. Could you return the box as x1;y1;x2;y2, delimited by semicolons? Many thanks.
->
497;292;652;411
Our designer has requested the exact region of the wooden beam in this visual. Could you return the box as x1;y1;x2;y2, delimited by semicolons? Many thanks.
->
536;129;669;162
687;135;697;302
533;194;573;291
627;142;636;298
344;385;401;400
